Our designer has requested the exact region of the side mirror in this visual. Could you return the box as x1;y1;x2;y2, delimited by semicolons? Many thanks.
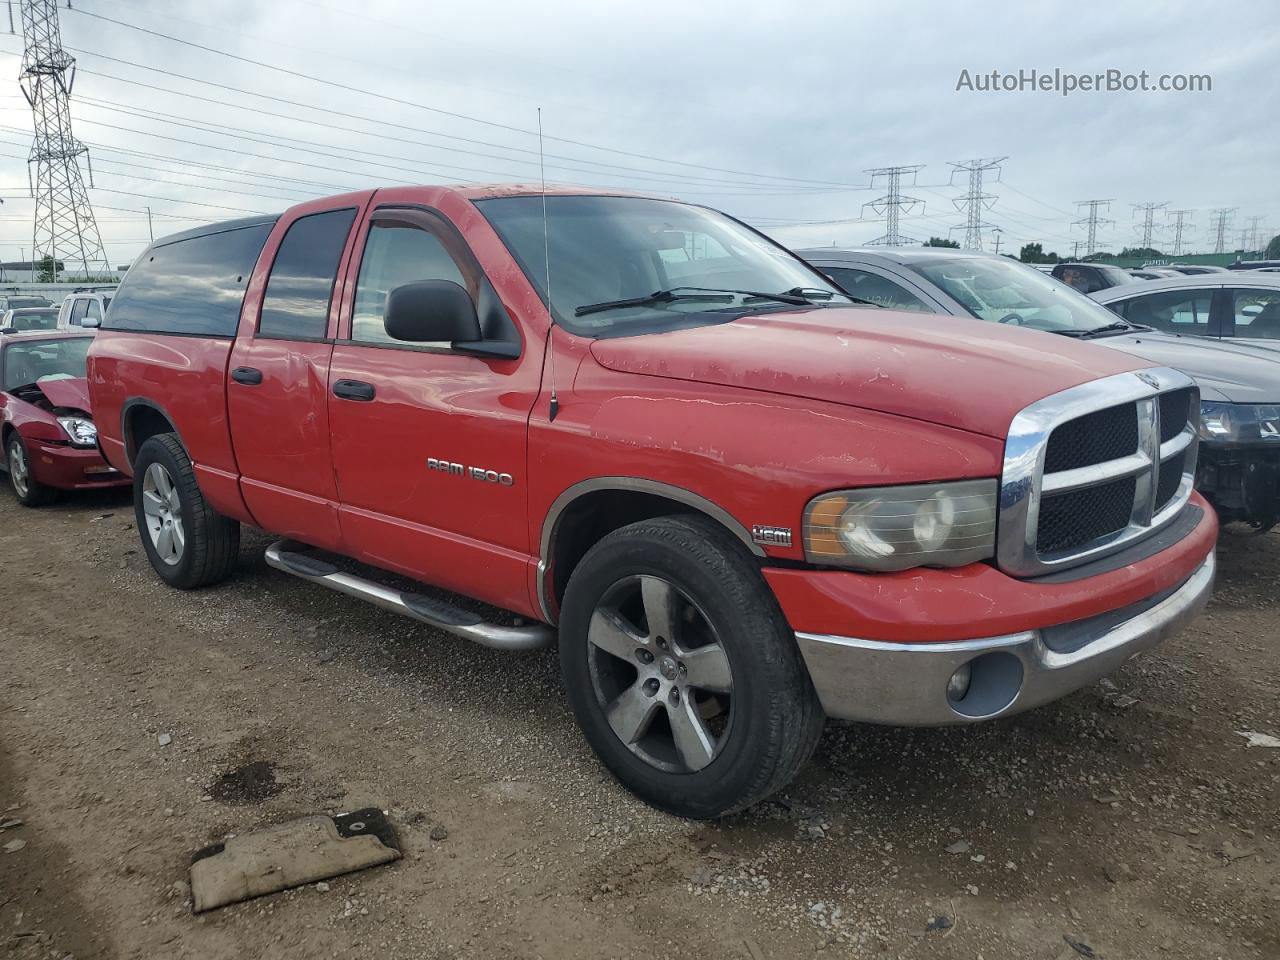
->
384;280;481;344
82;314;101;329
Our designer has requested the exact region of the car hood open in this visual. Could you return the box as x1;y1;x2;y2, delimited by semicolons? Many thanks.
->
589;307;1148;439
1089;332;1280;403
33;376;91;413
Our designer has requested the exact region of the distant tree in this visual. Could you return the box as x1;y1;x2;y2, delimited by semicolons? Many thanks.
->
1019;242;1060;264
1267;234;1280;259
923;236;959;248
1119;246;1164;259
36;255;57;283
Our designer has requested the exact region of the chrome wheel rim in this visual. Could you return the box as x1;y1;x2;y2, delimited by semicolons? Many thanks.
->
8;442;28;497
142;463;184;566
587;574;734;774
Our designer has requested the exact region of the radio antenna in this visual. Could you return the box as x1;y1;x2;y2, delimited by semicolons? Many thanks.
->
538;107;559;422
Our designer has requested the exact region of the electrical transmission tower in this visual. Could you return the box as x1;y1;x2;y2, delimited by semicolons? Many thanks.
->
1208;208;1236;255
1166;209;1193;256
947;156;1005;250
1131;202;1167;249
862;165;925;246
1073;199;1114;256
1244;215;1265;255
18;0;108;279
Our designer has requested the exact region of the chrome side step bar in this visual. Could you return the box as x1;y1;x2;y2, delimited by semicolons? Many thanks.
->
264;540;555;651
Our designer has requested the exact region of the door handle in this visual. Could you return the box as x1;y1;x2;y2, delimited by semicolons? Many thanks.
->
332;379;376;401
231;366;263;385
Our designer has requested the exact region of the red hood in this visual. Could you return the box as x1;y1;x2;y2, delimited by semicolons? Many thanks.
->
35;376;91;413
589;308;1149;438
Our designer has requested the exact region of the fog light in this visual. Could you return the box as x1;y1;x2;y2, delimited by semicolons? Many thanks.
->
946;662;972;702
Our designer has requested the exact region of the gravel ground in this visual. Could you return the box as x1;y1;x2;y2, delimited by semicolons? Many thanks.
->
0;487;1277;960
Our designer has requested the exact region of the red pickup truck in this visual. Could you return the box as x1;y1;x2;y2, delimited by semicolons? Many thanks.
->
88;185;1218;818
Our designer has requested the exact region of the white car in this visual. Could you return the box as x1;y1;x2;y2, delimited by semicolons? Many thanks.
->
0;307;61;334
57;291;113;330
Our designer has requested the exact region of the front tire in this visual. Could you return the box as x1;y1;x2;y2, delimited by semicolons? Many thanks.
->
559;515;825;819
6;434;57;507
133;433;240;589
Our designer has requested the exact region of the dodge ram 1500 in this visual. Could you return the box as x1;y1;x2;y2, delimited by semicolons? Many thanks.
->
88;185;1217;818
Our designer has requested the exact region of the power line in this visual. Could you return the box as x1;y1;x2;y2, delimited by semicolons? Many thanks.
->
1073;199;1114;256
862;165;925;246
67;95;839;198
1131;201;1167;249
947;156;1005;250
62;6;864;189
54;61;844;194
18;0;109;275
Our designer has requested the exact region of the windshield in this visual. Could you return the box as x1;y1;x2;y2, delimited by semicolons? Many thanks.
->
1;337;91;390
909;257;1129;332
476;195;851;335
6;297;51;310
5;308;59;331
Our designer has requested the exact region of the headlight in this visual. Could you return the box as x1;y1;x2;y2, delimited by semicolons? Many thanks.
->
1199;402;1280;442
56;416;98;448
803;479;998;572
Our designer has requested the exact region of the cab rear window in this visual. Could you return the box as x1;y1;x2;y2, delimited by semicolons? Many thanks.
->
103;221;274;336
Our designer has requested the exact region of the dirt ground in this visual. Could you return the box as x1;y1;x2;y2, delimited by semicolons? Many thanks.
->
1;487;1276;960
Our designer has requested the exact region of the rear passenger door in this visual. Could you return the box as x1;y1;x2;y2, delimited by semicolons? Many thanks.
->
1112;287;1224;335
227;199;367;549
1226;287;1280;340
326;204;540;613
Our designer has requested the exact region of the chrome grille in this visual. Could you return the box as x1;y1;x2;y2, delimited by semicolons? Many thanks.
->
1043;403;1139;473
998;368;1199;577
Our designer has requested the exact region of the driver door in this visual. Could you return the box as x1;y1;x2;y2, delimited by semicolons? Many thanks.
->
326;205;543;614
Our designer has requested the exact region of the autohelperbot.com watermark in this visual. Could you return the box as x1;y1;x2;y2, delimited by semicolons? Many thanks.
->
955;68;1211;96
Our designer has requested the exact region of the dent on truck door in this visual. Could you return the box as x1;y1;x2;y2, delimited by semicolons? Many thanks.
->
327;206;540;615
227;204;361;548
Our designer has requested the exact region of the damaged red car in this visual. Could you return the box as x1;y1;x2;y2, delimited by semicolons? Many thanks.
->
1;331;127;506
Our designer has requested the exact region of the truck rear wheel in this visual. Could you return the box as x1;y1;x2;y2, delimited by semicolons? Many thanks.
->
559;515;825;818
133;434;240;589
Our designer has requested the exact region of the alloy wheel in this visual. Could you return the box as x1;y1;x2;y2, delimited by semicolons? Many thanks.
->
142;462;185;566
8;441;28;498
586;574;734;773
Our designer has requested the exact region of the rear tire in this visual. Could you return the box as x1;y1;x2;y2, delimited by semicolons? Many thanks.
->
6;434;58;507
559;514;825;819
133;433;240;589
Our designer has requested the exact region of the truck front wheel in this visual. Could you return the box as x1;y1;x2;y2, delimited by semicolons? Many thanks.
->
132;434;240;589
559;515;825;818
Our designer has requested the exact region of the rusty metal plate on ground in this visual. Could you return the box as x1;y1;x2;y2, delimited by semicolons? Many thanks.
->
189;808;400;912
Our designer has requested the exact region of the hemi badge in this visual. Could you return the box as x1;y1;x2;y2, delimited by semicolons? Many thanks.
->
751;525;793;548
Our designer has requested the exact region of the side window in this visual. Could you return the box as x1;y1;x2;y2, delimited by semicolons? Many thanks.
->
1231;288;1280;339
1118;290;1213;333
85;299;103;323
823;266;932;313
350;218;469;345
104;222;274;336
69;298;90;326
258;208;357;340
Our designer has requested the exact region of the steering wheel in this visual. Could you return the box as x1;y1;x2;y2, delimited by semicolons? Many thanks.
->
998;312;1027;325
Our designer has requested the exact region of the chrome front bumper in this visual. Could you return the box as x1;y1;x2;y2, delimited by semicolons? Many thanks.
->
795;551;1215;726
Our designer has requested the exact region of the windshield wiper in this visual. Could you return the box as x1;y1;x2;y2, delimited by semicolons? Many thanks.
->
1050;321;1148;339
574;286;809;317
575;289;734;317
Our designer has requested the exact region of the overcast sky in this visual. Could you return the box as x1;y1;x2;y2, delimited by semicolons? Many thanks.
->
0;0;1275;266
